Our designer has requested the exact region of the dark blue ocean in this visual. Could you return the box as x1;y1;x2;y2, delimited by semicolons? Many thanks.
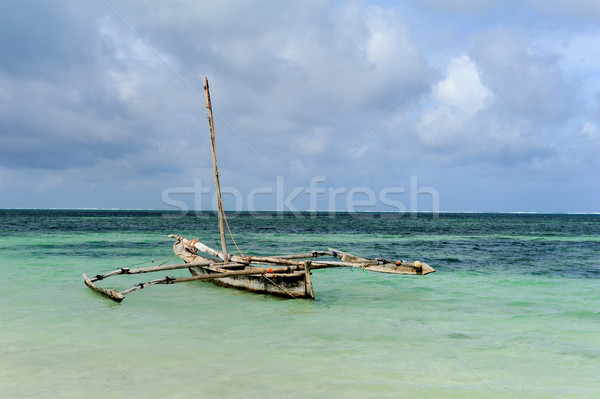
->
1;210;598;398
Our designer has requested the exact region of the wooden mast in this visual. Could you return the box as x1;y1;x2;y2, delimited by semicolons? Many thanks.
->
204;77;228;261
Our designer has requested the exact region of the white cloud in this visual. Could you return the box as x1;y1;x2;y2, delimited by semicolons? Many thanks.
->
292;127;332;155
581;121;599;140
348;143;369;160
413;54;494;151
432;54;492;116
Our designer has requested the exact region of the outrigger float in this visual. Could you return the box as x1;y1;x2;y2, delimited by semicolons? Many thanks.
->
83;78;435;303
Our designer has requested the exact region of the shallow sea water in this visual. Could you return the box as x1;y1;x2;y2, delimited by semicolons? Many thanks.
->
0;210;598;398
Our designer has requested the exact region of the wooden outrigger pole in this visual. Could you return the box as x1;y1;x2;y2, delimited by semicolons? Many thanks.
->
204;77;228;261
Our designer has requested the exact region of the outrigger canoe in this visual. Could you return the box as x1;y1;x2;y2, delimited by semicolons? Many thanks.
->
82;78;435;303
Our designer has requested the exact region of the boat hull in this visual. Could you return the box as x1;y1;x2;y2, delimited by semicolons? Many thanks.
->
173;241;314;299
188;265;313;299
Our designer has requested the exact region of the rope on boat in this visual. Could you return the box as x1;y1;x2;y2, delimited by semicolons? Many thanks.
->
185;238;199;253
221;207;246;258
207;129;245;260
351;263;369;277
158;255;178;266
261;275;297;299
115;254;179;269
165;276;176;284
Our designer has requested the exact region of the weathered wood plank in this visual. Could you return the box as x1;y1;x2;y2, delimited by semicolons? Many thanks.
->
88;259;214;283
272;251;331;260
328;247;435;275
83;274;125;303
304;261;314;299
328;248;373;264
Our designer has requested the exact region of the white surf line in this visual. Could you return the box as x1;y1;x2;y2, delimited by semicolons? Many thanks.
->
98;0;261;159
340;0;500;158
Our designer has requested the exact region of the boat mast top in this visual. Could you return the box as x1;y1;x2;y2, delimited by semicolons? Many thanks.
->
204;77;228;261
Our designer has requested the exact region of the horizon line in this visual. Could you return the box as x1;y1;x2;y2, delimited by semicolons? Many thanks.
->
1;208;599;215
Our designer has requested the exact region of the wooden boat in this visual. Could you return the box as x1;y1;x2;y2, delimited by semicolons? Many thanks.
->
83;238;434;302
171;235;315;299
83;78;435;303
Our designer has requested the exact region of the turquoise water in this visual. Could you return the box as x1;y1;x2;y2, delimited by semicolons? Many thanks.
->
1;210;598;398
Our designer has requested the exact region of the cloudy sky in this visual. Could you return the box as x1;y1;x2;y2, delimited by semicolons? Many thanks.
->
1;0;599;212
